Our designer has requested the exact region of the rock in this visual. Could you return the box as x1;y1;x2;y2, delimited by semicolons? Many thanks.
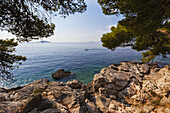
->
21;94;43;113
93;73;107;91
52;69;71;79
160;96;170;104
91;61;170;112
95;95;111;113
92;62;147;103
13;79;49;101
0;88;6;92
109;95;117;99
66;80;83;89
40;108;60;113
143;105;155;112
85;99;102;113
0;92;10;101
38;99;54;111
118;61;150;75
0;61;169;113
55;103;68;113
28;108;38;113
165;108;170;113
44;81;89;113
98;87;107;96
108;100;122;112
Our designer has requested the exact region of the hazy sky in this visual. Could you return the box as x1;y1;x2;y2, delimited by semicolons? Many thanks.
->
0;0;123;42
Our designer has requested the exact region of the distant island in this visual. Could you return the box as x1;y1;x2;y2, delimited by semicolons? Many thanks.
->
37;41;51;43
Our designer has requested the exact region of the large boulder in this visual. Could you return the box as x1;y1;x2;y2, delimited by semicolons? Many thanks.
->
92;61;145;101
88;62;170;112
52;69;71;79
66;80;83;89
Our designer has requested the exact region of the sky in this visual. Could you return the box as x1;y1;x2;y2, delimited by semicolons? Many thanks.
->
0;0;123;42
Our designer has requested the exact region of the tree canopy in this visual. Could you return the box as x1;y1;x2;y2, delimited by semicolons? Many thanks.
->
99;0;170;63
0;0;86;80
0;0;87;41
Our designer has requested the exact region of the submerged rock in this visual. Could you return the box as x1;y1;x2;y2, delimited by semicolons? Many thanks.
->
52;69;71;79
0;61;169;113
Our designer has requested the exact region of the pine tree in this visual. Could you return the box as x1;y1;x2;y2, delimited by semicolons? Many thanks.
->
99;0;170;63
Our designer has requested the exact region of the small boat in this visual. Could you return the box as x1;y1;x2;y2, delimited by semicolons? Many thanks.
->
85;49;89;51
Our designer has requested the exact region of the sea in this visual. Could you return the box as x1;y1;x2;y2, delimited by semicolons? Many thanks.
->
0;42;169;88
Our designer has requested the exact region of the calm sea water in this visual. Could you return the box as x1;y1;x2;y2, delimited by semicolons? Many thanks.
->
0;42;169;88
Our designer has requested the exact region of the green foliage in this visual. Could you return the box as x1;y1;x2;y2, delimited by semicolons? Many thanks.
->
0;39;26;80
0;0;87;41
99;0;170;63
33;86;45;94
33;87;41;94
101;24;134;50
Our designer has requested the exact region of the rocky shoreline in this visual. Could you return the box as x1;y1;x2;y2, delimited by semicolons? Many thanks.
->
0;61;169;113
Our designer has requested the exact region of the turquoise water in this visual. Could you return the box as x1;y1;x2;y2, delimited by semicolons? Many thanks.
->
0;42;169;88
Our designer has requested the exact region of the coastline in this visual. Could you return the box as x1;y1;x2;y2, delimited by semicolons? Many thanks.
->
2;42;169;89
0;61;169;113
